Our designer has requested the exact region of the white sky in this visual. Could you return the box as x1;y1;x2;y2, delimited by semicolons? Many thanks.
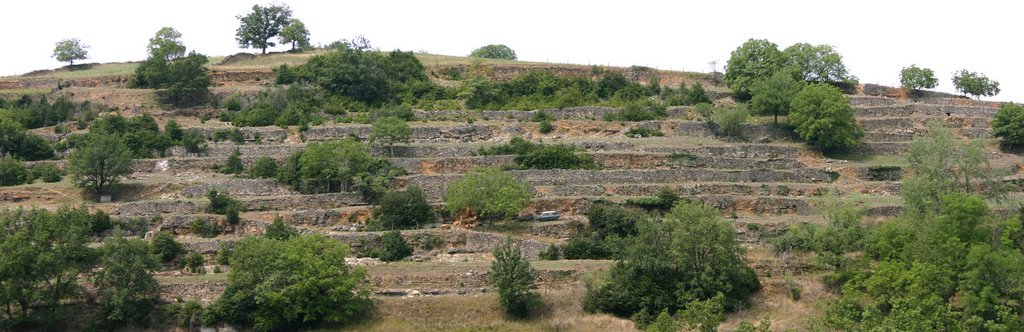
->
2;0;1020;102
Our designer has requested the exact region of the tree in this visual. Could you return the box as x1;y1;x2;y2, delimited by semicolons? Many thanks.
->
0;156;28;186
147;27;186;61
900;65;938;94
952;69;1000;99
235;4;293;54
749;70;804;124
51;38;89;65
490;237;538;317
93;232;161;328
789;83;863;151
151;231;183;263
0;207;95;325
902;122;1010;214
0;117;53;161
583;201;759;321
279;19;310;51
206;235;371;331
711;104;750;138
247;157;278;178
444;168;533;220
68;134;134;197
370;116;411;157
724;39;784;99
470;44;517;60
782;43;855;84
993;103;1024;146
371;186;434;230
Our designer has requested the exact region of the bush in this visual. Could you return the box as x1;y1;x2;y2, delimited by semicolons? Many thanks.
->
205;235;371;331
624;127;664;138
265;216;298;241
370;186;434;230
247;157;278;178
0;155;28;186
789;83;863;150
539;243;561;260
711;105;749;138
225;206;240;225
180;252;206;274
515;144;598;170
166;300;205;329
206;190;241;215
189;219;220;238
490;237;539;317
561;234;611;260
181;130;207;153
0;116;55;161
992;103;1024;146
30;163;63;183
445;168;533;220
538;120;554;134
605;101;667;121
364;230;413;262
151;231;183;263
220;148;244;174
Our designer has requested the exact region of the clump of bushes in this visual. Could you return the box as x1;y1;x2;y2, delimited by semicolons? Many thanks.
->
624;127;664;138
478;137;598;170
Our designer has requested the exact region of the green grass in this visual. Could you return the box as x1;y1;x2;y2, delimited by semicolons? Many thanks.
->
16;62;139;79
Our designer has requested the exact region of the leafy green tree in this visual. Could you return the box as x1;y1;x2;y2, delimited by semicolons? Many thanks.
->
29;163;62;183
147;27;186;61
470;44;517;60
164;119;183;142
645;309;676;332
182;130;207;153
206;189;241;215
490;237;538;317
789;83;863;150
0;207;95;325
782;43;856;84
724;39;784;99
180;252;206;274
375;230;413;262
93;232;161;329
678;295;725;332
899;64;938;94
247;157;278;178
0;156;27;186
151;231;183;263
235;4;293;54
279;19;310;51
902;122;1010;214
206;235;371;331
750;70;804;124
584;201;759;321
290;47;433;106
370;116;411;157
993;103;1024;146
371;186;434;230
68;134;134;197
0;117;54;161
952;69;1000;99
51;38;89;65
264;216;297;241
444;168;533;219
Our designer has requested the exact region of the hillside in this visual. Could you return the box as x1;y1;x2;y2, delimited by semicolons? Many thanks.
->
1;51;1020;331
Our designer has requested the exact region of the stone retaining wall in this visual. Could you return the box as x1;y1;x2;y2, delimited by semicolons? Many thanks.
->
182;179;293;197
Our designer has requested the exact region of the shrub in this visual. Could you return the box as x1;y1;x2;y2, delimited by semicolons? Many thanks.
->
992;103;1024;146
220;148;244;174
206;190;241;215
225;206;240;225
490;237;539;317
538;120;554;134
477;137;539;156
694;102;714;121
789;83;863;150
417;233;444;250
265;216;298;241
539;244;561;260
561;234;611;260
372;230;413;262
0;155;28;186
189;219;220;238
29;163;62;183
445;168;533;219
247;157;278;178
151;231;183;263
205;235;371;331
711;105;749;138
624;127;664;138
370;186;434;230
606;101;667;121
181;252;206;274
515;144;598;170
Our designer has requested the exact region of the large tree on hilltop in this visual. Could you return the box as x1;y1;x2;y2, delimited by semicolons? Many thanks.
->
235;4;293;54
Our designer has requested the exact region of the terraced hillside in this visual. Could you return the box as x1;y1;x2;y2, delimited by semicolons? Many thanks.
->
1;52;1019;330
